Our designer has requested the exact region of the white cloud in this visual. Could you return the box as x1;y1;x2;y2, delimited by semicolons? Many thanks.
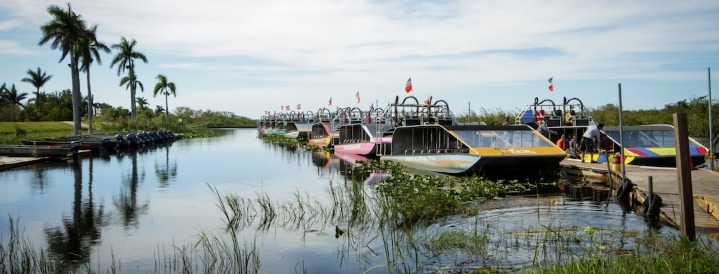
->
1;0;718;117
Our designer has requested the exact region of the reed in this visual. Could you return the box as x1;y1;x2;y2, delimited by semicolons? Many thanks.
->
527;233;719;274
0;216;63;273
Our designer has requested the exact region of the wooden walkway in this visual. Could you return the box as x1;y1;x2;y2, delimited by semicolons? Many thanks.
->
0;156;46;171
561;158;719;239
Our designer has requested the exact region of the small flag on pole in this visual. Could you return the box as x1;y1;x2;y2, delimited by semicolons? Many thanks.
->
369;103;373;109
405;77;413;93
355;91;360;103
548;77;554;92
328;97;332;106
423;96;431;104
296;104;301;110
285;105;290;111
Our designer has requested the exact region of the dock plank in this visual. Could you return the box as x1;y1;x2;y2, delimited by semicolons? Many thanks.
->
0;156;45;171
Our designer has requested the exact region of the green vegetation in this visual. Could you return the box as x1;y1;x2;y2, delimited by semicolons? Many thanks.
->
527;234;719;274
0;106;255;144
0;122;74;144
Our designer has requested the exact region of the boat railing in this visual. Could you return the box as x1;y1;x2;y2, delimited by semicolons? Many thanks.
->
402;148;467;154
515;96;593;127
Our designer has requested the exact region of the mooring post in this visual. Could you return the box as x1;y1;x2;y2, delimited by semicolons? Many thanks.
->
648;176;653;206
673;112;696;241
708;67;714;171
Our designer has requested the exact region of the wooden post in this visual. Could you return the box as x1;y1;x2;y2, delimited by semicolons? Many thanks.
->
673;113;695;241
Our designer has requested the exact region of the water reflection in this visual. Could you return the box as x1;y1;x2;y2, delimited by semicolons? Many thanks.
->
0;129;693;273
113;149;149;228
154;144;177;188
44;159;107;268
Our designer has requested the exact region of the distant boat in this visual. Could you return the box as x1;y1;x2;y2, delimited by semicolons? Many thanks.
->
602;125;708;167
308;107;349;148
333;106;393;156
380;124;566;176
0;144;72;158
284;111;314;140
334;96;457;156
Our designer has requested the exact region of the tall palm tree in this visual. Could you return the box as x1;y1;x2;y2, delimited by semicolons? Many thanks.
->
6;84;28;121
120;71;144;107
111;37;147;120
39;3;87;135
21;67;53;105
152;74;176;123
78;25;110;134
136;96;148;111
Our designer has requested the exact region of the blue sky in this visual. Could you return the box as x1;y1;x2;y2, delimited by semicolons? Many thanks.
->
1;0;718;119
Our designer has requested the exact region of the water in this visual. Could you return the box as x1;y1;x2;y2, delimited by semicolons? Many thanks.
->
0;128;679;272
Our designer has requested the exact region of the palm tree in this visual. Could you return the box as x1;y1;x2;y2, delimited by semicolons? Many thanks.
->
21;67;53;105
111;37;147;120
154;105;164;115
0;83;7;115
77;25;110;134
6;84;28;121
136;96;148;111
39;3;87;135
152;74;176;123
120;71;144;107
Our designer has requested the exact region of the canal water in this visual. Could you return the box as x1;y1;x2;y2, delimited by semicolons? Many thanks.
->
0;128;678;273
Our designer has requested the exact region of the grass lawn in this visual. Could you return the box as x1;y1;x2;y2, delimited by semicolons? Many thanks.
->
0;122;75;144
0;122;74;134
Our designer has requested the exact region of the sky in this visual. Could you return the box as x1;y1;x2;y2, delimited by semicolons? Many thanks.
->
1;0;719;119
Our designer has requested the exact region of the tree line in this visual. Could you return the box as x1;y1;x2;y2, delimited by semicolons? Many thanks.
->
0;4;178;134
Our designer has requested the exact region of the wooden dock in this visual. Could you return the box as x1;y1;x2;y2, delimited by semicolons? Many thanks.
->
561;158;719;239
0;150;92;171
0;156;46;171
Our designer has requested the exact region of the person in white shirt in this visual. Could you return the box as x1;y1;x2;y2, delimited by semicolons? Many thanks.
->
580;123;603;163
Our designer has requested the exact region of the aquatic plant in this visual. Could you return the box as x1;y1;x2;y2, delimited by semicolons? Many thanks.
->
353;159;530;227
259;134;332;152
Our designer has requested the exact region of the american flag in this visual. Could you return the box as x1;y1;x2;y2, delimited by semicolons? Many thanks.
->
296;104;301;110
355;91;360;103
405;77;413;93
548;77;554;92
328;97;332;106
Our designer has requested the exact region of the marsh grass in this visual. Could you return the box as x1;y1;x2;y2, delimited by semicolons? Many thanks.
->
528;233;719;274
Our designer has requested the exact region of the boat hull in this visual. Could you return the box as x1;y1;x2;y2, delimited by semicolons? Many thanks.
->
333;137;391;156
381;153;480;174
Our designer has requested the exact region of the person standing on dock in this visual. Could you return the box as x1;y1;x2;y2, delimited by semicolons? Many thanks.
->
580;123;603;163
